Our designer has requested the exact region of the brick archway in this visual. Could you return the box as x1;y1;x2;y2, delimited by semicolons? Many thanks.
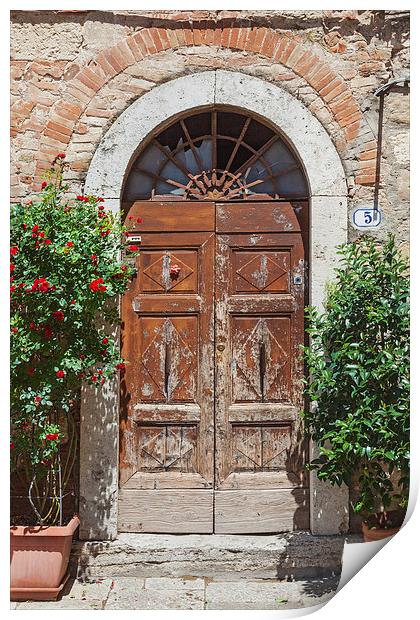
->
29;24;376;190
84;71;347;200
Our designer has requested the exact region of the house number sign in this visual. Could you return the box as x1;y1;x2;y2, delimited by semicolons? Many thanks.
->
351;207;382;230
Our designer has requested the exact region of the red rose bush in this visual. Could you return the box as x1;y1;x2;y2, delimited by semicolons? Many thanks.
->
10;157;140;524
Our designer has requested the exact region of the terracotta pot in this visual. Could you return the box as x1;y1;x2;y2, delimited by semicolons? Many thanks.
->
362;520;400;543
10;515;80;601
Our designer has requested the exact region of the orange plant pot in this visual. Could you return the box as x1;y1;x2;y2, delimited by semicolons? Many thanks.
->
10;515;80;601
362;521;400;543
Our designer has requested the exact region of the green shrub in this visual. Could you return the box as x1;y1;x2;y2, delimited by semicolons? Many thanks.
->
10;156;139;524
301;235;409;523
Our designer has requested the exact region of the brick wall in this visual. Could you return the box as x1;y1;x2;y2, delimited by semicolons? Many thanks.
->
11;10;409;247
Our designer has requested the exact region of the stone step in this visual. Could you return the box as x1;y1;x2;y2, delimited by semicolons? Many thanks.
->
72;532;354;582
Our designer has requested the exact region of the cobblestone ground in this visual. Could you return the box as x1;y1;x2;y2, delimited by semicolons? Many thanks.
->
11;575;339;610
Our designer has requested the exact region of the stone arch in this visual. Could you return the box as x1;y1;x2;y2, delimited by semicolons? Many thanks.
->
32;23;376;188
85;71;347;200
79;69;349;540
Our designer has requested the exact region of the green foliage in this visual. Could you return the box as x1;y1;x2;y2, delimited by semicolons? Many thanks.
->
10;158;139;523
301;235;409;519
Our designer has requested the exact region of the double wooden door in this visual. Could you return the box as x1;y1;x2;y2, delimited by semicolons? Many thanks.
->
119;201;309;533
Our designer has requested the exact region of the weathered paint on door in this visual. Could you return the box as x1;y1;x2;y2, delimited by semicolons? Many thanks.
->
119;200;308;533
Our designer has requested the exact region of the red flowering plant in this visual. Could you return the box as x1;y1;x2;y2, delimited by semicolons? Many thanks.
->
10;156;140;525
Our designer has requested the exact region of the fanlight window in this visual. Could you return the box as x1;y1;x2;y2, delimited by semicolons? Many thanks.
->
123;109;309;201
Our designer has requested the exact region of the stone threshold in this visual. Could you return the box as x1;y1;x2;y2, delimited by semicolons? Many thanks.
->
71;531;360;582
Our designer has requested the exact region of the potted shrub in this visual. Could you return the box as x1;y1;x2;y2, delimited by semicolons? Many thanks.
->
301;235;409;542
10;155;139;600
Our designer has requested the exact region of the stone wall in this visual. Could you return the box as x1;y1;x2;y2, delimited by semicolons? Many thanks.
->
11;9;409;248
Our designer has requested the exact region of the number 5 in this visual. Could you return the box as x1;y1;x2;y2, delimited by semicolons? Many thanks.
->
364;211;373;224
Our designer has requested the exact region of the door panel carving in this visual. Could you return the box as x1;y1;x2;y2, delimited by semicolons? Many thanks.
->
231;425;292;472
139;316;196;402
141;250;197;293
231;316;291;403
234;250;290;293
137;425;198;473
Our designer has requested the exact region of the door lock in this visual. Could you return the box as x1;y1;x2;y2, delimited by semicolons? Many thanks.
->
217;344;225;352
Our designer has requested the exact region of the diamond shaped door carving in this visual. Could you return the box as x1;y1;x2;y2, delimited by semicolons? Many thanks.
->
234;250;290;293
231;425;292;471
138;425;198;472
141;250;197;293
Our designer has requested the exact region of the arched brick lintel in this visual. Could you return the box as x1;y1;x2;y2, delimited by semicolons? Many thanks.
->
34;25;376;187
84;70;348;200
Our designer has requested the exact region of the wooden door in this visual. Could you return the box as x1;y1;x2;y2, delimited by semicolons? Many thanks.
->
119;202;215;533
214;202;309;533
119;200;308;533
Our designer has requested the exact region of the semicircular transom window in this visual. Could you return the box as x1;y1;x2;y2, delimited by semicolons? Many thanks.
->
123;109;309;201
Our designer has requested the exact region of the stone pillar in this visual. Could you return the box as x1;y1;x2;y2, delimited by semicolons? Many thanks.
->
309;196;349;535
79;373;119;540
79;199;121;540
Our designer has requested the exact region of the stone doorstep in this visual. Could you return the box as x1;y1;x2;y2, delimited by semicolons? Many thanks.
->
71;532;356;582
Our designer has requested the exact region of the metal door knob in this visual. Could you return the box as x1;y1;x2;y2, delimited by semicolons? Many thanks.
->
217;344;225;352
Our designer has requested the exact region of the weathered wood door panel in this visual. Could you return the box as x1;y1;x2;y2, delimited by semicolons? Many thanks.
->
119;202;215;533
214;203;309;533
119;200;308;533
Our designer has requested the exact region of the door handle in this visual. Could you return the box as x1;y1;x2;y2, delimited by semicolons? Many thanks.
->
217;344;225;352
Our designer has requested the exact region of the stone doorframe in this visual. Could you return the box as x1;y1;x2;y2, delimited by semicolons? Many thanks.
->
80;70;349;540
